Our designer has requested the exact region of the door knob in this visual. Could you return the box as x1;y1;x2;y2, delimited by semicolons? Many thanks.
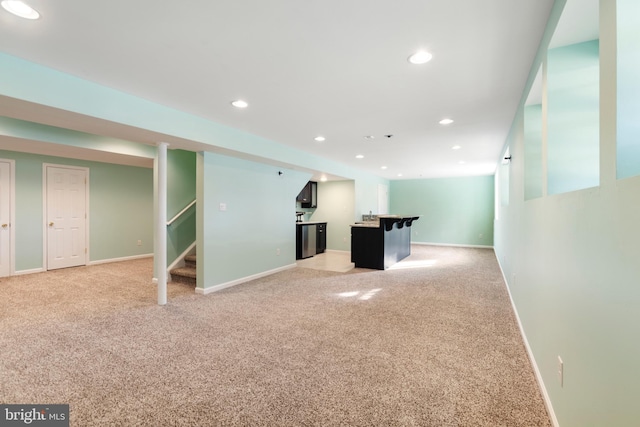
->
1;224;7;229
49;222;54;227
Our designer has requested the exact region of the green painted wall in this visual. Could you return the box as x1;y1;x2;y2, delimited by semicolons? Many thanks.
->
167;149;196;264
196;152;310;289
0;116;155;160
4;151;42;271
0;150;153;271
310;180;355;252
495;0;640;424
91;162;153;261
389;176;494;247
354;174;389;220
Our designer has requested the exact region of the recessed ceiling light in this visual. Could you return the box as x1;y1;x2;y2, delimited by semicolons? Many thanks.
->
231;100;248;108
452;145;461;150
364;135;375;140
381;166;388;170
458;161;466;165
355;154;364;159
1;0;40;19
408;50;433;65
397;173;403;177
314;136;326;142
439;118;454;125
320;175;327;182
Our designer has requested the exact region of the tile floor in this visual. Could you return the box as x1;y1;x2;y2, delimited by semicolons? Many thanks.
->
296;250;354;273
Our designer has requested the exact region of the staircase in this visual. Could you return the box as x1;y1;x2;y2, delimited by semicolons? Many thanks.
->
170;254;197;286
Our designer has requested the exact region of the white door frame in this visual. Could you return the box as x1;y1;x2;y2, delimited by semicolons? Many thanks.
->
0;158;15;277
42;163;90;270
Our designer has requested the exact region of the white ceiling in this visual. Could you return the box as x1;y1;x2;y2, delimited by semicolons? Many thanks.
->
0;0;564;179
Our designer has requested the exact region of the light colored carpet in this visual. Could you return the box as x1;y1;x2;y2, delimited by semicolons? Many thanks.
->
0;246;551;426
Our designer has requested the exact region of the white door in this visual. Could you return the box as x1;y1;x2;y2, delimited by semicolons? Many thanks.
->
46;165;88;270
0;160;12;277
377;184;389;215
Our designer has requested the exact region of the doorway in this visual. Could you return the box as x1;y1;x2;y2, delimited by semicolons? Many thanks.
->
0;159;14;277
44;164;89;270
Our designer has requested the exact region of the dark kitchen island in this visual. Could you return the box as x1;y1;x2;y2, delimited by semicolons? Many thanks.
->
350;215;420;270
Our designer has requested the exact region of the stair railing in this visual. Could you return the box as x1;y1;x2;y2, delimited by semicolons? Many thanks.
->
166;198;197;276
167;199;196;226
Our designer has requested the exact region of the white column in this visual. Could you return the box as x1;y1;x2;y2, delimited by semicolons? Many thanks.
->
156;142;168;305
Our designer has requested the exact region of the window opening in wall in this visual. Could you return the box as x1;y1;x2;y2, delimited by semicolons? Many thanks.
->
616;0;640;179
524;65;544;200
546;0;600;195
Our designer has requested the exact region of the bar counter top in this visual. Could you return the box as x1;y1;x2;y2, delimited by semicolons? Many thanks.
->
350;215;419;228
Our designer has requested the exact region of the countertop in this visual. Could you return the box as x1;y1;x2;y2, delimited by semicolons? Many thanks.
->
350;215;419;228
350;221;380;228
296;221;327;225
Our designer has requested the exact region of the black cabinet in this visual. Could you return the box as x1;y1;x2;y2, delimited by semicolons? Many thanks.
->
316;223;326;254
296;183;309;202
351;226;384;269
296;181;317;208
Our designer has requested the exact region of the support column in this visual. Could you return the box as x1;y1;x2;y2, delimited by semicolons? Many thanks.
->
156;142;168;305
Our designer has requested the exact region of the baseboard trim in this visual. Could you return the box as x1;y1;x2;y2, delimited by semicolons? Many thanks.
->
324;249;350;254
14;267;46;276
495;254;559;427
413;241;494;249
88;253;153;266
195;263;297;295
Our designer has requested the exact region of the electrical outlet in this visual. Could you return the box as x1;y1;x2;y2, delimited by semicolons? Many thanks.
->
558;356;564;387
276;248;280;256
137;240;142;246
343;237;347;242
219;203;227;211
479;233;483;239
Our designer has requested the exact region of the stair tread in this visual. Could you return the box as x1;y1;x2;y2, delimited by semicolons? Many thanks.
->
170;267;196;278
184;255;197;262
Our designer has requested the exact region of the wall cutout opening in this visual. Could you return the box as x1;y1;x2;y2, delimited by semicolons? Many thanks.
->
617;0;640;179
524;65;544;200
546;0;600;195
